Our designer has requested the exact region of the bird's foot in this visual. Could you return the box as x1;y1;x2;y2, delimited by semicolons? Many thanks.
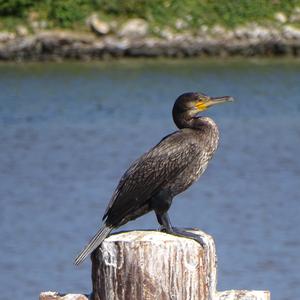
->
157;225;165;232
159;226;205;248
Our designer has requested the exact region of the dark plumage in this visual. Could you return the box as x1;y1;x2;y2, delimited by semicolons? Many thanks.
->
75;92;233;265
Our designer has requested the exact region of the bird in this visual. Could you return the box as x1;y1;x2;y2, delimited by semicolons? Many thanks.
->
74;92;233;265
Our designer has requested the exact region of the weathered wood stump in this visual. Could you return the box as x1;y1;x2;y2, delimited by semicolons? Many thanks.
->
91;229;215;300
39;292;88;300
216;290;270;300
40;229;270;300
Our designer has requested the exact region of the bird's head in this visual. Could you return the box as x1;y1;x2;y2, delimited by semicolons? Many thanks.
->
172;92;234;128
173;92;234;114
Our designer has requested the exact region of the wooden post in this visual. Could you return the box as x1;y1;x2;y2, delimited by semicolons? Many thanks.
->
39;292;88;300
216;290;270;300
91;229;217;300
40;229;270;300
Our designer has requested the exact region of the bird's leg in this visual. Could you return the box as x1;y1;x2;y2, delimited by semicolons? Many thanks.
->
151;190;173;231
156;211;205;247
151;191;205;247
156;211;173;232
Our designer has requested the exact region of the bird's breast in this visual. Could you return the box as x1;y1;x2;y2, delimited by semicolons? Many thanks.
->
166;122;219;196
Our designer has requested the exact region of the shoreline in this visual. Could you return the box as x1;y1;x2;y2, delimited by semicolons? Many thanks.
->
1;25;300;61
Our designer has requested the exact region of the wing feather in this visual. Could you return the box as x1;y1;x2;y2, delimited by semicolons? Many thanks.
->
103;130;201;224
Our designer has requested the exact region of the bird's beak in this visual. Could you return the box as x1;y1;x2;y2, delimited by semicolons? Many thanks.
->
206;96;234;107
195;95;234;111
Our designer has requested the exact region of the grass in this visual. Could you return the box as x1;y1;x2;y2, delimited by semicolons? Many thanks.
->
0;0;300;32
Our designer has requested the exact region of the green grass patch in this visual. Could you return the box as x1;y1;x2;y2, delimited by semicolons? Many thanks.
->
0;0;300;32
97;0;300;28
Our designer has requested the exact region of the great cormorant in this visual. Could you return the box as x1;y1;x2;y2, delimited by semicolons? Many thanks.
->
75;92;233;265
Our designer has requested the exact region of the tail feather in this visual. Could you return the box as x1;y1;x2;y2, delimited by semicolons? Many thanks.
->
74;225;113;265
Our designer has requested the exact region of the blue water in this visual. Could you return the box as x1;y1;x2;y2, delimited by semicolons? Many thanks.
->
0;59;299;300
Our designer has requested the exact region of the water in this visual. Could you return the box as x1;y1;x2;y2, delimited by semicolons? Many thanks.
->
0;59;299;300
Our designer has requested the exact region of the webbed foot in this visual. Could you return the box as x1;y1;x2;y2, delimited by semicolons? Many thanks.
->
160;226;205;248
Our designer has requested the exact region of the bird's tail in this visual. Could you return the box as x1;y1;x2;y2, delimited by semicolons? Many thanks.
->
74;224;113;265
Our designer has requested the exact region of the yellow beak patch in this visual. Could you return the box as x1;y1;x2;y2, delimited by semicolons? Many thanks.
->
195;101;208;111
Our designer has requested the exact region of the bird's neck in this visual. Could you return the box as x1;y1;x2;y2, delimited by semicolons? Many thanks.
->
173;112;217;132
175;115;220;152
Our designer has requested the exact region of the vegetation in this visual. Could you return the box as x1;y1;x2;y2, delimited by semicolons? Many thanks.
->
0;0;300;31
97;0;300;28
0;0;35;16
49;0;93;27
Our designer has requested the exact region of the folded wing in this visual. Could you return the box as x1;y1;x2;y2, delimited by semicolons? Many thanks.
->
103;131;201;225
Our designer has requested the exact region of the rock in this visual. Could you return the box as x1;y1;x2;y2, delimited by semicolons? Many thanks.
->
36;30;95;44
290;7;300;23
103;36;130;53
0;32;15;42
175;19;187;30
118;18;149;38
86;14;110;35
16;25;29;37
210;25;226;35
31;20;48;31
251;25;273;40
274;12;287;23
234;25;251;39
201;25;209;32
282;25;300;39
234;24;272;40
198;25;209;37
160;27;175;40
108;20;118;32
39;291;88;300
1;26;300;60
210;26;235;40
